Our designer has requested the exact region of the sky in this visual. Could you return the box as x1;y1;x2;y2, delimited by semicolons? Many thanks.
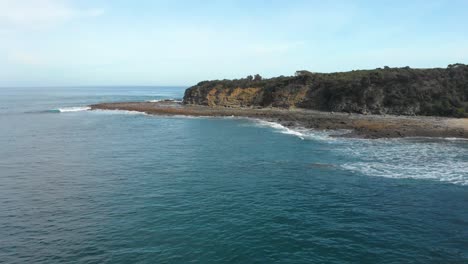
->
0;0;467;86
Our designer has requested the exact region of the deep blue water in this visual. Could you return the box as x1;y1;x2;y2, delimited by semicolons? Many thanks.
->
0;87;467;264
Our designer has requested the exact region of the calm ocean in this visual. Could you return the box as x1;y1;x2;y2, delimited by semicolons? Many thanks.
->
0;86;467;263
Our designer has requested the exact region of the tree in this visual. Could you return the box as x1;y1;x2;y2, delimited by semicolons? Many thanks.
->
295;70;314;77
254;74;262;81
448;63;465;69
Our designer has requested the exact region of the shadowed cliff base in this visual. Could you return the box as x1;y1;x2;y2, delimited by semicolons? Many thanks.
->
90;101;468;139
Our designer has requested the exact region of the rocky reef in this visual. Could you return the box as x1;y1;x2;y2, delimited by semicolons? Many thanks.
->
183;64;468;117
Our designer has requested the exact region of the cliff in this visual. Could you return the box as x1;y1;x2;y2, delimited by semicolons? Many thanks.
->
183;64;468;117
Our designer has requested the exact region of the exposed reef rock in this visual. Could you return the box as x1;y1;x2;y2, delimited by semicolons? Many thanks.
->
90;101;468;139
183;64;468;117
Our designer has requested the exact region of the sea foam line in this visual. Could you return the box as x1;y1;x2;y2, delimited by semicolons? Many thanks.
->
49;106;91;113
341;161;468;186
146;99;182;103
248;119;348;141
339;137;468;186
90;109;148;115
249;119;468;186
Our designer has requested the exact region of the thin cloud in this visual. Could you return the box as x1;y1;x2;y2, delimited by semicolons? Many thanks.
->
85;8;105;17
0;0;104;29
250;41;306;54
7;51;44;66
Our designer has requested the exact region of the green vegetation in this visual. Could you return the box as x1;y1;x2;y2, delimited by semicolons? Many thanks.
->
184;64;468;117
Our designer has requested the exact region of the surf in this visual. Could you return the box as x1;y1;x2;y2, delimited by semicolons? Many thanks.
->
48;106;91;113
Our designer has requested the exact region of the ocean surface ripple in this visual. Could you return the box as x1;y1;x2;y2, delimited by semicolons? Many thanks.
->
0;87;467;264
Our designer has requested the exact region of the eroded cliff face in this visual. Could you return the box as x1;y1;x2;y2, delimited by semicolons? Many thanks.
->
183;85;309;108
183;64;468;117
205;87;264;107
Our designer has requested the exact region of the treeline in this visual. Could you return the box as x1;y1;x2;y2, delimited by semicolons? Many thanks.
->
184;64;468;117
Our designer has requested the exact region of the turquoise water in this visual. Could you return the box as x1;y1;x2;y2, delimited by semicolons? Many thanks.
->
0;87;467;263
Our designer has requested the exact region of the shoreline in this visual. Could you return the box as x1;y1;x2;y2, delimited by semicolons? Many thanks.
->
89;101;468;139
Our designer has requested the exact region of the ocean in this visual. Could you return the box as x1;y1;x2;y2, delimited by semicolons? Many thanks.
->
0;86;467;263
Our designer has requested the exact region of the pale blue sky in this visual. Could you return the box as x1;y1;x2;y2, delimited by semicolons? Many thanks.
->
1;0;467;86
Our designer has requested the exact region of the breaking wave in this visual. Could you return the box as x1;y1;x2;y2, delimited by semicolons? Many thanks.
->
340;139;468;186
248;119;348;141
48;106;91;113
246;119;468;186
90;109;148;115
146;99;182;103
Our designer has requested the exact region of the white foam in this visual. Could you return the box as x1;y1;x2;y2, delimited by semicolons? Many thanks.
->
441;137;468;141
146;99;182;103
248;119;343;141
245;118;468;186
55;106;91;113
171;115;205;119
342;161;468;186
90;109;148;115
340;139;468;185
